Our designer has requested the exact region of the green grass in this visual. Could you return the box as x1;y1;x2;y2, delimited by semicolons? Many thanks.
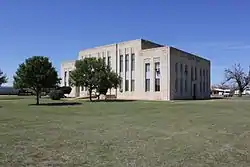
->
1;97;250;166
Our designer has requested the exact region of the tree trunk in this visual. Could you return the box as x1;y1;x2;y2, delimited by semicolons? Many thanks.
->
89;89;92;101
239;90;243;97
36;91;40;105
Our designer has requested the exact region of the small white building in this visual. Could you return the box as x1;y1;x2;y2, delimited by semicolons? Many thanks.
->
61;39;211;100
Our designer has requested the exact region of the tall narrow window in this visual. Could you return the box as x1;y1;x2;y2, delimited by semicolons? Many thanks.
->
200;68;202;93
131;53;135;71
108;56;111;67
175;63;178;74
155;62;160;91
185;79;187;93
185;65;188;93
107;51;111;66
145;63;150;92
119;55;123;72
206;69;209;92
203;69;205;92
184;65;188;77
103;57;106;65
191;66;194;81
180;64;183;94
175;78;178;93
131;79;135;91
200;81;202;93
120;78;123;92
180;78;183;95
68;71;72;85
195;67;197;80
125;80;129;91
64;71;67;86
125;54;129;72
180;64;183;76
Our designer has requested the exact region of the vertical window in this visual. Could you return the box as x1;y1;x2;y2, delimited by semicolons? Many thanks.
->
175;63;178;73
120;78;123;92
184;65;188;93
125;80;129;91
180;64;183;94
131;53;135;71
97;52;100;58
125;54;129;72
200;69;202;79
180;64;183;75
102;52;105;57
191;66;193;81
108;56;111;67
175;63;178;93
119;55;123;72
203;69;205;92
175;78;178;93
185;79;187;93
64;71;67;86
131;79;135;91
195;67;197;80
103;57;106;64
155;62;160;91
180;78;183;95
145;63;150;92
200;81;202;93
107;51;111;66
200;68;202;93
184;65;188;77
68;71;72;85
206;69;209;92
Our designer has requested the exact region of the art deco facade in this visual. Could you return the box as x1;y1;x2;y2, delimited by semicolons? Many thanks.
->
61;39;210;100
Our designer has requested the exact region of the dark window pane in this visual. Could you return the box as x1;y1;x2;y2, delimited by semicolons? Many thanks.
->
125;80;129;91
119;55;123;72
131;79;135;91
125;54;129;72
131;54;135;71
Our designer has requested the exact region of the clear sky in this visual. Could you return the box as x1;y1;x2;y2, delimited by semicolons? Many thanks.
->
1;0;250;86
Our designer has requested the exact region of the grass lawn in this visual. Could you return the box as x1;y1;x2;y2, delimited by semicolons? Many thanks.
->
1;97;250;166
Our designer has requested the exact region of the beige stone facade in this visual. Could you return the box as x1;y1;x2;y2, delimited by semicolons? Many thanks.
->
61;39;210;100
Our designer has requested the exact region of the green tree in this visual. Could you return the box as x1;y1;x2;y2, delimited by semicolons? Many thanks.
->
70;57;100;101
96;64;121;100
13;56;60;105
70;57;121;101
0;69;7;86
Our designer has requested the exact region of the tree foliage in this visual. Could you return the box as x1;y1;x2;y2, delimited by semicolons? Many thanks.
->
0;69;7;86
224;63;250;96
70;57;121;101
13;56;60;104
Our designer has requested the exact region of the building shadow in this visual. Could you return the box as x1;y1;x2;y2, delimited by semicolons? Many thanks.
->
29;102;82;106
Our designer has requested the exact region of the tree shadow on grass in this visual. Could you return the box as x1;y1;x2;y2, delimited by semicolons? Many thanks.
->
88;99;137;103
29;102;82;106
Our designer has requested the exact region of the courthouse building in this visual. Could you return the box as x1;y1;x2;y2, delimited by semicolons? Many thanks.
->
61;39;210;100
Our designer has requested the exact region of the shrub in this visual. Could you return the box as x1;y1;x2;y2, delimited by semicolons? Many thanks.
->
49;90;64;100
56;86;72;95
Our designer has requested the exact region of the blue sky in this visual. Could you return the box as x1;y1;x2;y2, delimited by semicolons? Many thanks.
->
1;0;250;86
